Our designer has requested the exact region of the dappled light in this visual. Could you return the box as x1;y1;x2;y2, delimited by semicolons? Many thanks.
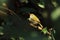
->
0;0;60;40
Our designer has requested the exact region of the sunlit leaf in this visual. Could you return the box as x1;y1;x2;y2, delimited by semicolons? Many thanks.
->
0;0;7;6
38;3;45;8
2;3;7;7
42;27;48;34
52;1;58;7
51;7;60;21
11;37;15;40
48;36;52;40
37;0;45;8
0;32;4;35
19;37;25;40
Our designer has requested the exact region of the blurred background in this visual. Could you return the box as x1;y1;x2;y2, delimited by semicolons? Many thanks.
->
0;0;60;40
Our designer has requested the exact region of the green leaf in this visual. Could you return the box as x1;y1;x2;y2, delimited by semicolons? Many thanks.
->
42;27;48;34
19;37;25;40
0;0;7;5
38;3;45;8
37;0;45;8
0;32;4;35
52;1;58;7
51;7;60;21
11;37;15;40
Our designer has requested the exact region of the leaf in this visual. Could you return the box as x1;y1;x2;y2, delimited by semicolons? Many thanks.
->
51;7;60;21
37;0;45;8
52;1;58;7
0;0;7;6
11;37;15;40
38;3;45;8
19;37;25;40
42;27;48;34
